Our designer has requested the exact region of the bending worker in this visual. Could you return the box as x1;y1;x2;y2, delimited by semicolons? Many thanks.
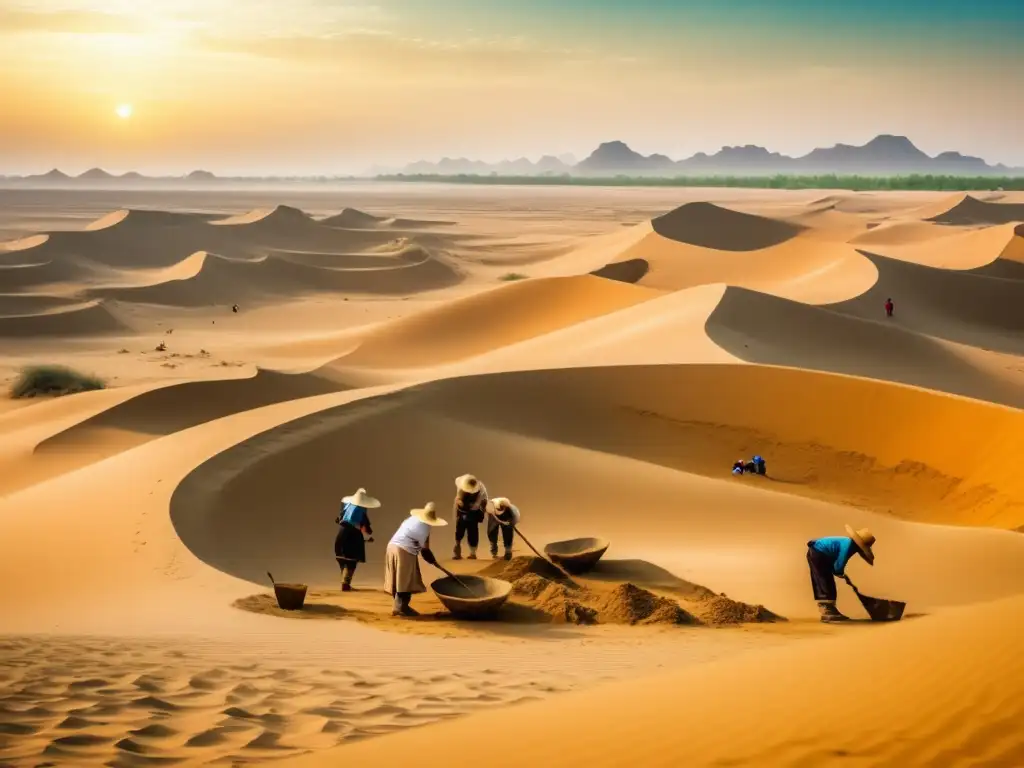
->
334;487;378;592
384;502;447;617
452;473;489;560
487;497;520;561
806;524;876;623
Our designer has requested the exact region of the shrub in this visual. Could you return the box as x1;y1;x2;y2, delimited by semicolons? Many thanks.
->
500;272;528;281
10;365;106;399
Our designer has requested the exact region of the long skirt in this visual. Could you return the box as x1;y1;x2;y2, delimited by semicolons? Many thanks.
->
334;522;366;563
384;544;426;596
807;544;838;601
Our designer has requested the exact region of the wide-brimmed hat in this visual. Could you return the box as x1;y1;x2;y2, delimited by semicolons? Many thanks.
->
845;524;875;565
455;474;480;494
342;488;380;509
411;501;448;527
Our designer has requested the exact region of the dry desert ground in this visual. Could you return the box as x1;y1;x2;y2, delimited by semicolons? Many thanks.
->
1;182;1023;767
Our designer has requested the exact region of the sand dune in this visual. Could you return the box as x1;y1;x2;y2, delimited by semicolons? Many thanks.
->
34;369;347;474
170;364;1024;623
337;275;658;369
605;230;878;303
92;246;461;307
287;593;1024;768
924;193;1024;225
705;285;1024;408
651;201;805;250
84;208;217;232
210;204;313;228
0;298;130;338
830;249;1024;355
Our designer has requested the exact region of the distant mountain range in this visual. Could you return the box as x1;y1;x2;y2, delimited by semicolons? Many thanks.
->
389;136;1023;177
2;136;1021;186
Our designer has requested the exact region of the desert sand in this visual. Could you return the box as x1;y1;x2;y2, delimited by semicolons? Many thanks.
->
0;182;1022;767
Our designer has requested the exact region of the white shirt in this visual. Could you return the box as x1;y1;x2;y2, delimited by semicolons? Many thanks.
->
389;516;431;556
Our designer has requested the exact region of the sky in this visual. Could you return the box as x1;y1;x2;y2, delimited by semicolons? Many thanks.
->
1;0;1022;175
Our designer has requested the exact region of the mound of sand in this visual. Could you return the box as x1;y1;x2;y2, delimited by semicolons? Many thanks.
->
651;202;805;251
480;557;776;626
320;208;385;228
705;285;1024;408
210;204;312;228
338;275;658;369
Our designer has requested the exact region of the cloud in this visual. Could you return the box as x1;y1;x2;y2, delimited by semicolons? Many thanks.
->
196;28;600;82
0;7;145;35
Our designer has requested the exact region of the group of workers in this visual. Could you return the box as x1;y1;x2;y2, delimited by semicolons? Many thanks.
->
333;474;520;617
732;455;767;476
333;470;877;624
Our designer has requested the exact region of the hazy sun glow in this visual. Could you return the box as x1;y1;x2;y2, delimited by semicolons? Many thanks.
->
115;104;133;120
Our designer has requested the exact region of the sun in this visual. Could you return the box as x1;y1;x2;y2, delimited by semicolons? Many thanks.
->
115;104;133;120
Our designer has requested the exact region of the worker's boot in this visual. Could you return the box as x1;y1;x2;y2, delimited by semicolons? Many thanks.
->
503;547;513;561
490;545;499;560
392;593;404;616
453;542;462;561
817;601;849;623
467;546;478;560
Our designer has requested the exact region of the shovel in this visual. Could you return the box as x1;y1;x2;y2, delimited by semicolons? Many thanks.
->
842;574;906;622
512;525;574;580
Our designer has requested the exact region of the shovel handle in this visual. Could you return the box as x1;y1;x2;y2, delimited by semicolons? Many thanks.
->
267;571;276;586
513;526;573;579
433;562;471;591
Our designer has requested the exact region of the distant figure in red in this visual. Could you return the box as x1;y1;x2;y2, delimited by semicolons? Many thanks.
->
884;298;894;318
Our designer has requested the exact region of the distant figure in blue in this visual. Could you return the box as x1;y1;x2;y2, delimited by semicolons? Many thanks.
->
752;455;766;475
807;525;876;622
335;488;379;591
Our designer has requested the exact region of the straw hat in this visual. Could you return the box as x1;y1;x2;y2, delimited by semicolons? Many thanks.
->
342;488;380;509
411;502;448;527
845;524;875;565
455;474;480;494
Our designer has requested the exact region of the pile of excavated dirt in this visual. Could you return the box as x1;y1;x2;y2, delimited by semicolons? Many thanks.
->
480;557;777;627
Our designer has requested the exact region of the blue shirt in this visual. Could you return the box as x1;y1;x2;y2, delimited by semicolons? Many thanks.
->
811;536;857;576
341;503;367;528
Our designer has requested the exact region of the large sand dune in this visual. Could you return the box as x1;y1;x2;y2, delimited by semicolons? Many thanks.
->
1;186;1022;768
705;286;1024;408
830;249;1024;354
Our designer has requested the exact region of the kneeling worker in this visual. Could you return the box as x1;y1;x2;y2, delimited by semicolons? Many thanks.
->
384;502;447;617
806;525;876;623
487;497;520;561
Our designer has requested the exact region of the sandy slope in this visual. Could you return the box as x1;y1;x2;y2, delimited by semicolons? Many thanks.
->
284;593;1024;768
1;186;1023;767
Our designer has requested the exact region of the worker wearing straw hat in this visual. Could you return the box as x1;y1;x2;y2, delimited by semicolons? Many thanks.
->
486;497;520;561
806;525;876;623
452;474;489;561
385;502;448;617
334;488;379;592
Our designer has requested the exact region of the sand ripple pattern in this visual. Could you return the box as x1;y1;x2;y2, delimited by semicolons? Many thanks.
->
0;636;578;767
